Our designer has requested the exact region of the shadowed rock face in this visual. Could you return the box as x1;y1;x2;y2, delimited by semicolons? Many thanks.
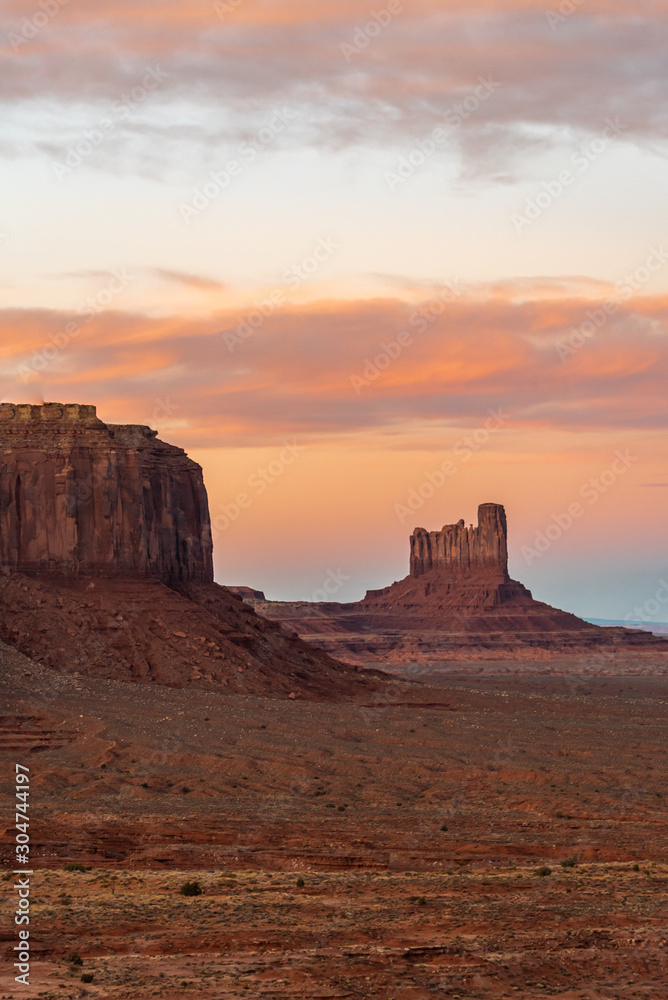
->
410;503;509;579
0;402;213;583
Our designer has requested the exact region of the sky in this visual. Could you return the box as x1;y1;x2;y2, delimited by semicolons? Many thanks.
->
2;0;667;620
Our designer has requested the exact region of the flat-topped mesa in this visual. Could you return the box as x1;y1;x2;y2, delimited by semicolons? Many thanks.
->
0;403;213;584
410;502;509;580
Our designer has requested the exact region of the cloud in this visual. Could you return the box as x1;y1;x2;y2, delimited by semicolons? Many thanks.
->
2;3;668;179
1;283;668;446
150;268;227;291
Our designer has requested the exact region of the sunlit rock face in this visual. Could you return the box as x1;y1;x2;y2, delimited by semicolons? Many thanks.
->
0;402;213;583
410;503;509;580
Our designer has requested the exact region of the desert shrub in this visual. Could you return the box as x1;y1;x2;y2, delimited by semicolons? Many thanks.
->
440;824;448;832
59;895;72;906
180;880;203;897
181;786;191;794
536;866;552;877
561;857;578;868
67;952;83;966
64;862;87;873
296;878;305;888
417;897;427;906
81;973;94;983
632;863;640;872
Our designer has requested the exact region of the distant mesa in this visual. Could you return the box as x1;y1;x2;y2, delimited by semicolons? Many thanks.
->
362;502;531;612
227;586;267;601
252;503;668;662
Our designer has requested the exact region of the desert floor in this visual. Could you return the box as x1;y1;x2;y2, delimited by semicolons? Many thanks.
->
0;646;666;998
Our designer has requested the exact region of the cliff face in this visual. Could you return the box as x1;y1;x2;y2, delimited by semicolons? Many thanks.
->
0;402;213;583
362;502;520;610
410;503;509;580
0;402;377;698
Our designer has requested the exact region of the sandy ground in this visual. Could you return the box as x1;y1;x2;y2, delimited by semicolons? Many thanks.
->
0;644;666;998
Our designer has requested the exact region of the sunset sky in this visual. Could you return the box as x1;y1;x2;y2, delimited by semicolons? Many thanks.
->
2;0;667;619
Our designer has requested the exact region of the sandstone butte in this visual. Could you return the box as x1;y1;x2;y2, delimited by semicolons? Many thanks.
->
251;502;668;663
0;402;212;582
0;403;376;698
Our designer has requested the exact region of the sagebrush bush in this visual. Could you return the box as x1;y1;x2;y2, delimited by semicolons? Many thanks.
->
180;880;203;897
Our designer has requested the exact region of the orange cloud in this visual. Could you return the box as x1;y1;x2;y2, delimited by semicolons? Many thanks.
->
149;269;227;292
1;286;667;446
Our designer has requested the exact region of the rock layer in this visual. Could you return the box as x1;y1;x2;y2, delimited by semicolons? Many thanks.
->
0;402;213;583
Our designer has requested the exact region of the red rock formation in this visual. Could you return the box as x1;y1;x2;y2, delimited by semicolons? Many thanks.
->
364;503;531;613
0;403;376;697
227;586;267;601
0;402;212;584
252;504;668;662
410;503;509;579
